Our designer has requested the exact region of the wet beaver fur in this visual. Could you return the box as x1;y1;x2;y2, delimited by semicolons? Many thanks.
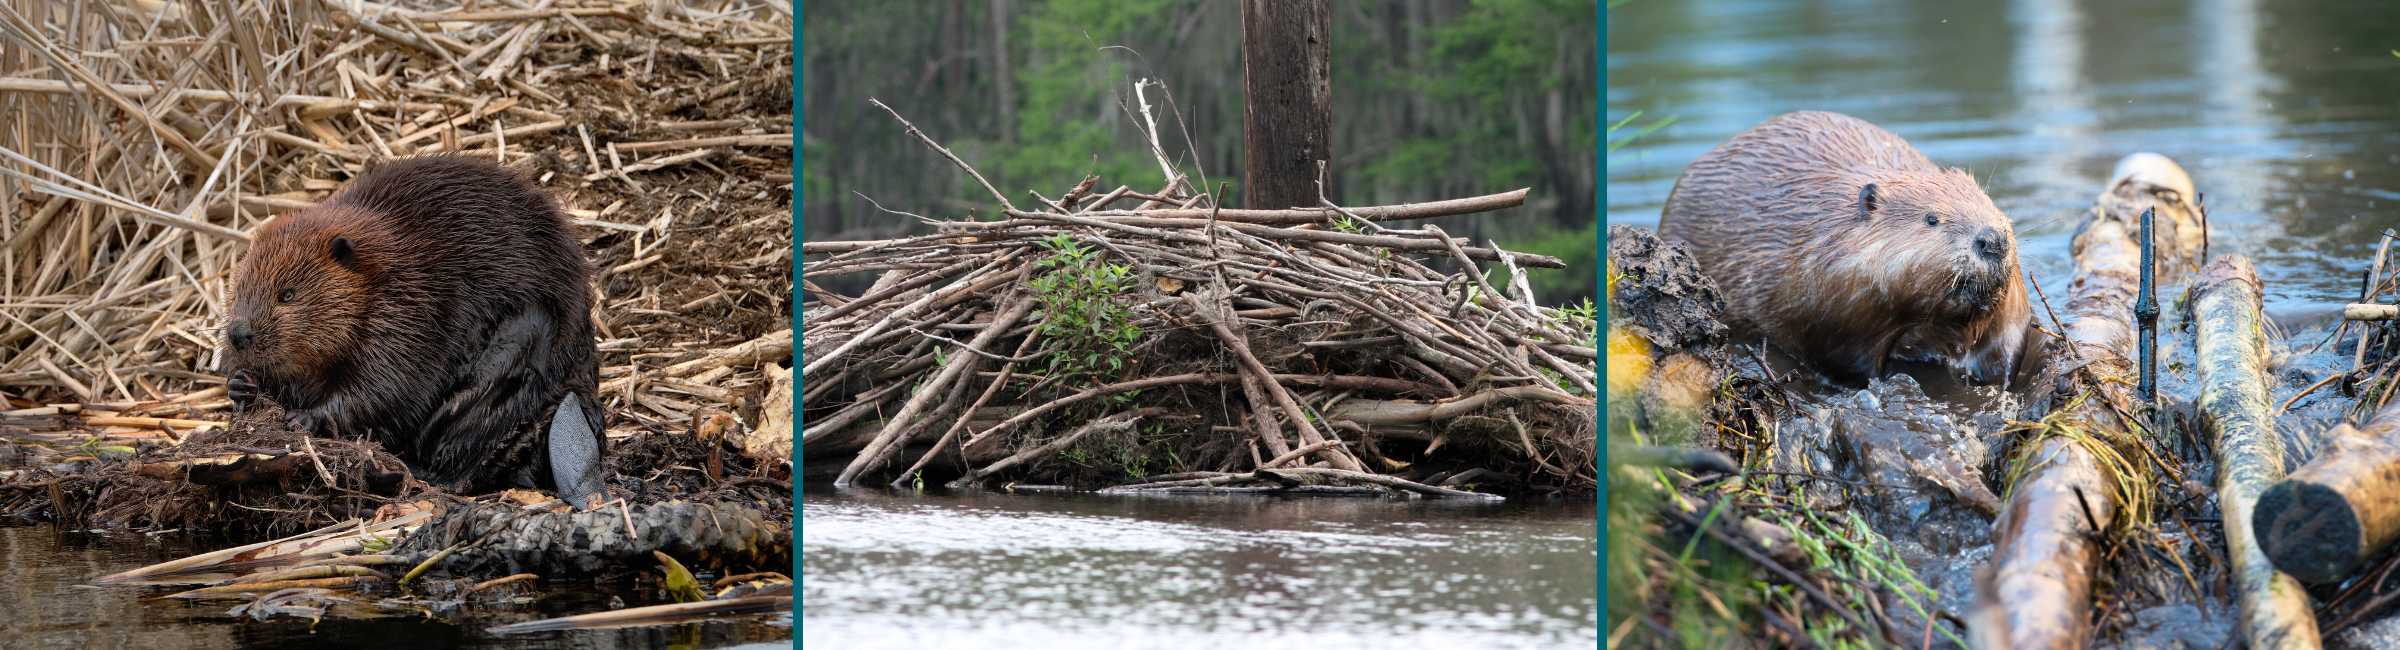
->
220;155;606;500
1658;111;2036;387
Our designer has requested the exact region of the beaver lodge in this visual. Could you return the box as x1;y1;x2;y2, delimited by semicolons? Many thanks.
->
0;0;790;636
799;100;1598;499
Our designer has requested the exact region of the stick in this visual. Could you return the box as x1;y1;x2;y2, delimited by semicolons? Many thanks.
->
947;411;1143;488
1180;293;1363;472
833;300;1034;486
868;98;1015;213
891;328;1045;486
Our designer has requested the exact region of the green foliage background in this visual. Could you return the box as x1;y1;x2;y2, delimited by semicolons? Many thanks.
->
803;0;1595;304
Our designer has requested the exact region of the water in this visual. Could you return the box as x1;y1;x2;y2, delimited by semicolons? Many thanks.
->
1611;0;2400;646
799;487;1598;649
0;524;790;649
1609;0;2400;314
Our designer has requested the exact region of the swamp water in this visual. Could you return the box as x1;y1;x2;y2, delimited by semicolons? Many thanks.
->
799;487;1599;649
1613;0;2400;647
0;523;789;649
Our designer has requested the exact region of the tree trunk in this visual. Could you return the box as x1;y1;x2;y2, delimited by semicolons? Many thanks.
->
1240;0;1331;211
988;0;1013;144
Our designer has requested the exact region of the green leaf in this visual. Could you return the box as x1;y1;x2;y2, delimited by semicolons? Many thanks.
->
655;552;706;604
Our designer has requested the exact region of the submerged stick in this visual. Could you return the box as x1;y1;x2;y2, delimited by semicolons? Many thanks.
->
488;596;793;634
2191;256;2322;648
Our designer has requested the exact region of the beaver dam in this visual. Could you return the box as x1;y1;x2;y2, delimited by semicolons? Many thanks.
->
0;0;791;644
799;96;1597;500
1608;153;2400;649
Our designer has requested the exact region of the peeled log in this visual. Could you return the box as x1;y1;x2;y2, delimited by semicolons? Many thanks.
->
2257;402;2400;584
2191;255;2321;648
2343;303;2397;321
1977;153;2202;649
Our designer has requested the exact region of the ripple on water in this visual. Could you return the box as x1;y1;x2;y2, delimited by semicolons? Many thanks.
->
801;491;1599;649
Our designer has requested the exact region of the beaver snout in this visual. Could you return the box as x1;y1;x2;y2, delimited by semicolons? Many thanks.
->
228;318;256;349
1973;227;2010;264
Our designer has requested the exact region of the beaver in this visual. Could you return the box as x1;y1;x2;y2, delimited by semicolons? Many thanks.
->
220;155;606;504
1657;111;2035;387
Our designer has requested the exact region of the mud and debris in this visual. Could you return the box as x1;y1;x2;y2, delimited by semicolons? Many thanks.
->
0;0;793;637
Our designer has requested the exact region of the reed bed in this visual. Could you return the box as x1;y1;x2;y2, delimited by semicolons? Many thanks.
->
0;0;794;457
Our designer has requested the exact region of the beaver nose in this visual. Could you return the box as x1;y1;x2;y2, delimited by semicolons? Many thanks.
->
1974;227;2009;262
228;319;255;349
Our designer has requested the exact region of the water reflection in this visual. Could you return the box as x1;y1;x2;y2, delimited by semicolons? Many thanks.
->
800;488;1598;649
0;524;789;649
1609;0;2400;311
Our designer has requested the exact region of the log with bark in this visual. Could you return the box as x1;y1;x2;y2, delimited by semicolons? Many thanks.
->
2257;402;2400;585
1974;153;2205;649
2191;255;2321;648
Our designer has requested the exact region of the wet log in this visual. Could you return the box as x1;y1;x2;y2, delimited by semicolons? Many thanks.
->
2191;255;2321;648
1977;153;2203;649
1608;443;1740;476
489;596;793;634
2257;403;2400;584
2343;303;2396;321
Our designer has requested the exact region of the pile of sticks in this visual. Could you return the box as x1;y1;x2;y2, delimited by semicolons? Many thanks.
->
802;104;1597;493
0;0;793;440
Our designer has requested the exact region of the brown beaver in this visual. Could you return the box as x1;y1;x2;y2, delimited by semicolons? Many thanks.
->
220;155;606;503
1657;111;2035;387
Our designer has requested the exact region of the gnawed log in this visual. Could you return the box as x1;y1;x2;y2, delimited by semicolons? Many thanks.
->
2343;303;2397;321
1976;152;2202;649
2257;402;2400;584
2191;255;2321;648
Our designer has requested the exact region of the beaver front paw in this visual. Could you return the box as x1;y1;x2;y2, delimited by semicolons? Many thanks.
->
286;409;324;435
227;371;259;414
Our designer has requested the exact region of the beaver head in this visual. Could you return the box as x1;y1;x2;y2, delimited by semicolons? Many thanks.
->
1826;170;2031;385
222;205;382;405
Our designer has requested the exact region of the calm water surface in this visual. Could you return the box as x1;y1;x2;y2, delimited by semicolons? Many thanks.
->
800;488;1599;649
1610;0;2400;313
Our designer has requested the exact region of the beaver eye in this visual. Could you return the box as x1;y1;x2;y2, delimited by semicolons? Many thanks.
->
279;289;295;303
1925;214;1941;226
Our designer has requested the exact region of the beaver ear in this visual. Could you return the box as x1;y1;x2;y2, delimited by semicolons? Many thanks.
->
1858;183;1881;220
330;237;357;270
